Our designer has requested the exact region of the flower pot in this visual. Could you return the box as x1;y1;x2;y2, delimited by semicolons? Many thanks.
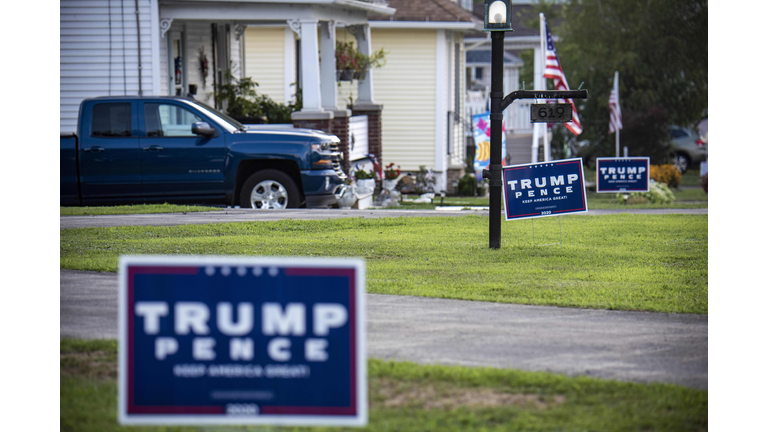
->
382;179;397;192
338;69;355;82
337;185;357;209
356;179;375;196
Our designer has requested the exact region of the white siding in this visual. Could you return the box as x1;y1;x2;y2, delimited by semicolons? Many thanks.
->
243;27;287;104
60;0;156;132
371;29;437;171
348;115;369;161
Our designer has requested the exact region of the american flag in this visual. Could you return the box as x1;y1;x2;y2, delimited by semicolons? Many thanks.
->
609;71;623;134
543;22;582;136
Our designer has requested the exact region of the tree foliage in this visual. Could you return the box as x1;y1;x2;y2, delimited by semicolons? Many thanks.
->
523;0;707;162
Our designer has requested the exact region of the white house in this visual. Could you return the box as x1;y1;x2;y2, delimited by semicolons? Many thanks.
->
465;49;524;132
60;0;481;193
364;0;481;193
241;0;481;193
60;0;394;134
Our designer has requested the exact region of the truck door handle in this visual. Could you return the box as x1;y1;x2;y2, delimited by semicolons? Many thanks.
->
143;145;164;151
83;146;104;152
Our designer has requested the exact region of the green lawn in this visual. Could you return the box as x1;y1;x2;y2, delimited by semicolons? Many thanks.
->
679;168;706;187
59;168;707;216
398;189;707;210
396;170;707;210
60;214;707;314
61;203;222;216
61;339;707;432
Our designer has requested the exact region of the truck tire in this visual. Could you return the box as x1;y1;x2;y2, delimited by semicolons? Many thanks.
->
239;169;301;209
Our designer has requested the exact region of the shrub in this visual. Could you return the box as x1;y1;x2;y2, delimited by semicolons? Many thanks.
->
414;166;436;194
213;69;301;124
650;164;681;188
457;173;477;196
615;180;675;204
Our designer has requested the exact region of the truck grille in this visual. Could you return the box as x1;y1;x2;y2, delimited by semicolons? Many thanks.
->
328;142;346;178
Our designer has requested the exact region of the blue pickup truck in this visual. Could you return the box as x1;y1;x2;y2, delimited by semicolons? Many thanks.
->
61;96;347;209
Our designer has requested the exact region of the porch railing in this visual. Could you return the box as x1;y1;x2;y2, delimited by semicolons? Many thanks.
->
466;90;533;134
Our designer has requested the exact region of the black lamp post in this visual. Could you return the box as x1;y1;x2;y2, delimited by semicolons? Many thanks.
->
481;1;588;249
483;0;513;249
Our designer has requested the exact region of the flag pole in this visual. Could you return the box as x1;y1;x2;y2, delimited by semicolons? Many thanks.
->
614;70;620;157
540;13;550;161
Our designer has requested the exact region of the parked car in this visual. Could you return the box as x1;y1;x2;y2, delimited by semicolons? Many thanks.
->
60;96;347;209
668;125;707;174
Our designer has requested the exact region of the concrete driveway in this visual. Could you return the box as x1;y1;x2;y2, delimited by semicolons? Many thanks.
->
61;269;707;390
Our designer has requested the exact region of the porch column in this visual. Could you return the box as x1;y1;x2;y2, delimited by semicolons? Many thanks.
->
295;19;323;113
232;24;246;79
291;19;334;132
348;24;382;179
320;20;338;111
353;24;374;104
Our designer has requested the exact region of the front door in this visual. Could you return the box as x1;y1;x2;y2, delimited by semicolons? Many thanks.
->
139;101;227;199
78;101;142;202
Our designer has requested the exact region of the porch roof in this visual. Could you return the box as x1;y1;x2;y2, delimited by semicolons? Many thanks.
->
160;0;395;22
466;50;523;66
369;0;477;22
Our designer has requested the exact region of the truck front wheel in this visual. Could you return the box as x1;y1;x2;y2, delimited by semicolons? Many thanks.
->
240;170;301;209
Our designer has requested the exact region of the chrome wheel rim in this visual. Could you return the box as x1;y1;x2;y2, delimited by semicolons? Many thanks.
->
673;155;689;173
249;180;288;209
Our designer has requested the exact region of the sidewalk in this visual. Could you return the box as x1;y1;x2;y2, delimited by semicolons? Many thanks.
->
61;269;707;390
60;208;707;229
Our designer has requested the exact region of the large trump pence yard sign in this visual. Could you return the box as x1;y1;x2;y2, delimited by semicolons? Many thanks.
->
502;158;588;220
118;256;366;427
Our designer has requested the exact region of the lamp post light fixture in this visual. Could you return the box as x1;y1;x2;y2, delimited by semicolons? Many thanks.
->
483;0;513;32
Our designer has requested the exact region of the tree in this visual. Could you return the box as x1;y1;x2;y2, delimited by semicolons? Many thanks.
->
523;0;707;163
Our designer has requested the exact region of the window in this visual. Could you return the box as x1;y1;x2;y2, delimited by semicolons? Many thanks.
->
91;103;132;137
475;67;484;80
669;127;691;139
144;103;203;137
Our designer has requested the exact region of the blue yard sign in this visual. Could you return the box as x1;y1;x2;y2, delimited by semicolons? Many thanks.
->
502;158;588;220
118;256;366;427
595;157;650;193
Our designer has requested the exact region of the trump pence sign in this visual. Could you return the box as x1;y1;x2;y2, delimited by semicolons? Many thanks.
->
595;157;650;193
502;158;588;220
118;256;366;427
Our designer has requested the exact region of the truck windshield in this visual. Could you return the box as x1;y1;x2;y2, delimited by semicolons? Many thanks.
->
190;100;246;131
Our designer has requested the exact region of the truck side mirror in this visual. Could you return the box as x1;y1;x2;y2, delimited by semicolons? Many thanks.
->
192;121;216;137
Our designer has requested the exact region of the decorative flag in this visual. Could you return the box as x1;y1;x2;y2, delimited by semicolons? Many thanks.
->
609;71;623;134
472;112;506;178
543;21;583;136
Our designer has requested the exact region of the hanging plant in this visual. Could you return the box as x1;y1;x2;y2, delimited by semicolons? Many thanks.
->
198;47;209;89
335;41;386;82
